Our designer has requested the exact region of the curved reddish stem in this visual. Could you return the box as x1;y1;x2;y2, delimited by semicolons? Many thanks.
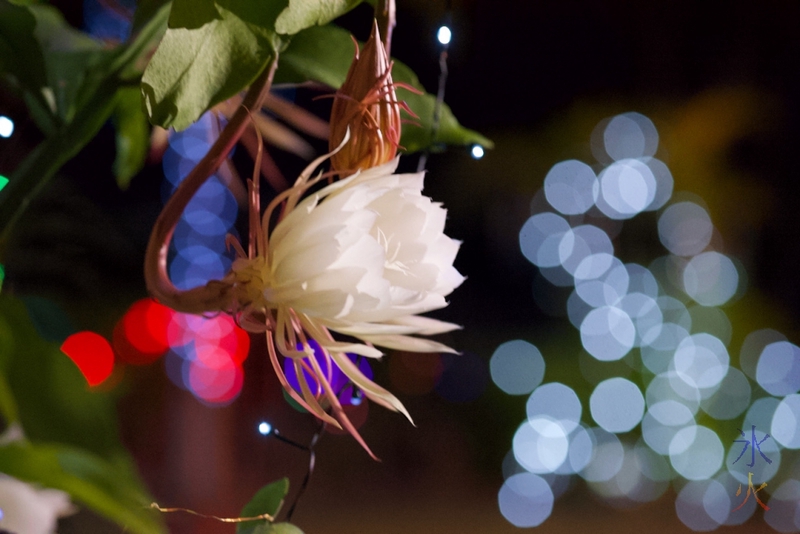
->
144;55;279;313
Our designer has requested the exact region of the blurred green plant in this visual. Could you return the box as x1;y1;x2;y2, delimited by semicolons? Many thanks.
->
0;294;166;533
0;1;169;241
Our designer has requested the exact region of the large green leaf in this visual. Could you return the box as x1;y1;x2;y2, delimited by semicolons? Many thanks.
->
276;24;492;153
0;442;166;534
141;0;289;130
275;0;365;35
112;86;150;189
236;478;289;534
141;0;379;129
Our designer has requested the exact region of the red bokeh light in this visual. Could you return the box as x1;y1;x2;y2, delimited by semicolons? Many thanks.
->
161;311;251;404
121;298;173;357
60;331;115;386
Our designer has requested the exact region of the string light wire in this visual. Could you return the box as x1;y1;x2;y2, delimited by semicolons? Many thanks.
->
417;3;452;172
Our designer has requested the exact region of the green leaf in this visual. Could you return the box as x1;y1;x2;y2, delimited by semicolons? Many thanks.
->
0;294;119;456
29;4;103;54
132;0;171;33
113;2;171;81
28;4;111;122
0;368;19;425
236;478;290;534
391;61;493;153
0;442;166;534
276;24;492;153
112;86;150;189
168;0;222;29
0;1;47;89
275;0;365;35
21;89;58;136
142;0;288;129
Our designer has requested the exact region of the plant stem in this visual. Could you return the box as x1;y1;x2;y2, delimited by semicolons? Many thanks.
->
143;54;279;313
376;0;396;57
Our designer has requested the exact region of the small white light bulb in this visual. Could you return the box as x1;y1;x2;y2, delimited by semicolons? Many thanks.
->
257;421;272;435
437;25;452;45
471;145;485;159
0;116;13;138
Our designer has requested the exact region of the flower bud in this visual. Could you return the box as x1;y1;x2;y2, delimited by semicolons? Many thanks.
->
329;20;402;174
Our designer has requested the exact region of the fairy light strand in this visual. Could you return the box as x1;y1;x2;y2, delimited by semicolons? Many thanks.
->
257;420;325;522
285;423;324;522
417;3;452;172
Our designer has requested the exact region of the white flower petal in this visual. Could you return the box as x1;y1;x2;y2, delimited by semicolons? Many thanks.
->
329;350;413;423
0;475;74;534
358;334;458;354
384;315;462;335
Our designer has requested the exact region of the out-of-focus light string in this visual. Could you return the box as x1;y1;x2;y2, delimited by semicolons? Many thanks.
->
258;421;307;450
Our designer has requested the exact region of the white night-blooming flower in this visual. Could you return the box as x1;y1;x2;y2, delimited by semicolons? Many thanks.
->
268;158;464;333
225;156;464;457
0;475;75;534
